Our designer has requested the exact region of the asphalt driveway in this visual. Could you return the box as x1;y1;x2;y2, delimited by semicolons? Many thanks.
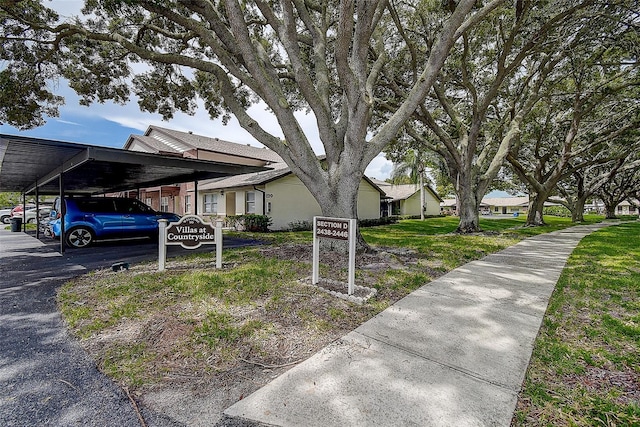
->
0;229;263;427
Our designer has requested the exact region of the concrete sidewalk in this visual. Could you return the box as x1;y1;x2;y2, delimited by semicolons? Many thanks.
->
223;223;611;427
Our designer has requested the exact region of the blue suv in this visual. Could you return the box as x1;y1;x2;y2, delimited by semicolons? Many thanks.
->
48;197;180;248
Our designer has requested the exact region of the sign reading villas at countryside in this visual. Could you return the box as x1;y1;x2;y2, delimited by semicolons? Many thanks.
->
165;215;216;249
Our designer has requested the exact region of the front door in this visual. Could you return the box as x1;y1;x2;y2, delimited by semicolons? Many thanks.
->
226;192;236;216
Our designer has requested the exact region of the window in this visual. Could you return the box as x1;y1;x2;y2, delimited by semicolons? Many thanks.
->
145;198;153;209
184;195;192;214
245;191;256;214
160;196;170;212
76;199;116;213
203;194;218;214
115;199;151;213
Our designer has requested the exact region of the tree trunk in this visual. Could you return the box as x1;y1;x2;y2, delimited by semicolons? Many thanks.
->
571;197;587;222
309;168;372;252
605;205;617;219
456;175;480;233
526;193;547;226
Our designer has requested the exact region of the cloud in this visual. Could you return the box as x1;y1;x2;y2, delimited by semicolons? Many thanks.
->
55;119;82;126
365;153;393;180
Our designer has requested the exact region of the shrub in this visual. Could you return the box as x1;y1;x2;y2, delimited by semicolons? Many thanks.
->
226;214;272;232
358;217;398;227
287;220;313;231
543;206;571;217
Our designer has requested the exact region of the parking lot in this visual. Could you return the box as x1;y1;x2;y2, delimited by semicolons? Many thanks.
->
6;229;264;268
0;228;265;426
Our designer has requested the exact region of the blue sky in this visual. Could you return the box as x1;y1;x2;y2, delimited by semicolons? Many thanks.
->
0;113;137;149
0;84;394;180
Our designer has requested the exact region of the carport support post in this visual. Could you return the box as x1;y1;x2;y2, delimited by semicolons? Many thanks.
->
194;181;198;215
21;192;26;232
158;219;167;271
59;174;65;254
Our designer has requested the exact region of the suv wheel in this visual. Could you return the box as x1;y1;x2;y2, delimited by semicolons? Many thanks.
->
66;227;94;248
0;215;9;224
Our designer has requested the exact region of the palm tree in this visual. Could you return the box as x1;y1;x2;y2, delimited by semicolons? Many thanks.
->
391;149;429;220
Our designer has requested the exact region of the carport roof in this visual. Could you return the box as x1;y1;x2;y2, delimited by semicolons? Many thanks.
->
0;134;268;195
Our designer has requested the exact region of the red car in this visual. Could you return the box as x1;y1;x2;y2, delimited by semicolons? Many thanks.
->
10;204;36;217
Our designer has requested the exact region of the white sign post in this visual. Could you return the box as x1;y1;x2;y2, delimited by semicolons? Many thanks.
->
158;216;223;271
312;216;357;295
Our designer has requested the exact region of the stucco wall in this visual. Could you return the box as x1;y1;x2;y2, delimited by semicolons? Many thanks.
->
196;175;380;230
265;175;321;230
401;190;441;217
265;175;381;230
357;180;383;220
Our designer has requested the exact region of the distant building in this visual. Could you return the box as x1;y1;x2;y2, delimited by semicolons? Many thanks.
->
441;196;530;216
613;199;639;216
371;179;442;217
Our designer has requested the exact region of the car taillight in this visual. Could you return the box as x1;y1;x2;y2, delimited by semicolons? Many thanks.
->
56;212;61;219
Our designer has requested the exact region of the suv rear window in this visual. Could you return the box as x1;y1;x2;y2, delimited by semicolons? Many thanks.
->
75;199;117;213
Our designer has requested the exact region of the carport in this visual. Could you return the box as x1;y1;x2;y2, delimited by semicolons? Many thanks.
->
0;134;268;252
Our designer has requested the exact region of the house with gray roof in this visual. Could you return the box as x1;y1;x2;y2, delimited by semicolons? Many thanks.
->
119;125;281;214
371;179;443;217
122;126;384;230
198;162;385;230
440;196;530;216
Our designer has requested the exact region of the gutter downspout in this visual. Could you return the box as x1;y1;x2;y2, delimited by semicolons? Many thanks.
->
253;186;266;215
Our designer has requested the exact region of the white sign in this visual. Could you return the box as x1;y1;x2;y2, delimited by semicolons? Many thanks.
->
158;216;223;271
312;216;357;295
166;215;216;249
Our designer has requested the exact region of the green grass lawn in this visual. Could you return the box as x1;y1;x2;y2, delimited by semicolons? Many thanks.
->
513;221;640;426
360;214;602;270
58;212;639;417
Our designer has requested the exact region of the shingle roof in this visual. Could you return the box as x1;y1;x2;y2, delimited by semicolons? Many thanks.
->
372;180;442;202
382;184;421;201
146;126;283;163
199;162;387;196
198;162;291;190
127;135;182;154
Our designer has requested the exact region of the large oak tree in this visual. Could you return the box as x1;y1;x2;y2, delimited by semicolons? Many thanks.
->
507;11;640;226
382;0;638;232
1;0;506;247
